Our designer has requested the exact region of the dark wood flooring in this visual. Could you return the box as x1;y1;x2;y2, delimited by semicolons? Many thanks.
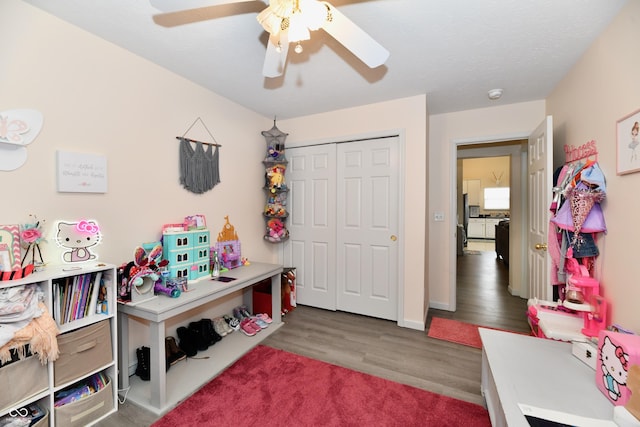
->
97;249;529;426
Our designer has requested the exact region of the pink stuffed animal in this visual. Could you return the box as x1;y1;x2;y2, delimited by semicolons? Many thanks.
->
266;218;286;242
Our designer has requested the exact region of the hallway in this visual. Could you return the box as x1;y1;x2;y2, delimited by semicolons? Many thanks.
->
429;246;530;333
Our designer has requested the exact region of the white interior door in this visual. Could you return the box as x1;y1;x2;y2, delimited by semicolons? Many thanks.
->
336;137;399;320
284;145;337;310
283;137;400;320
527;116;553;301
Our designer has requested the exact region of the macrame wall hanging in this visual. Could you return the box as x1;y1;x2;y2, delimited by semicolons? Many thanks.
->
177;117;221;194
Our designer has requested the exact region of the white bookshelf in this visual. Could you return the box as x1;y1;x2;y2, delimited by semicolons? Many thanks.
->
0;262;118;426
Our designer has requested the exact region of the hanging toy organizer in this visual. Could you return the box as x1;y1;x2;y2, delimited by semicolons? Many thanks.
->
530;140;608;340
262;120;289;243
177;117;222;194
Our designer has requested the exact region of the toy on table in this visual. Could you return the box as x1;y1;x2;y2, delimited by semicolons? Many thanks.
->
215;216;242;269
162;221;211;282
118;242;168;303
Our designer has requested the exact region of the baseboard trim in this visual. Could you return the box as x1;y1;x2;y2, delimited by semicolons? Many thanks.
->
429;301;453;311
402;318;425;331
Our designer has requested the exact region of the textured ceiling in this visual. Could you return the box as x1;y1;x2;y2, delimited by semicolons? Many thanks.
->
24;0;628;119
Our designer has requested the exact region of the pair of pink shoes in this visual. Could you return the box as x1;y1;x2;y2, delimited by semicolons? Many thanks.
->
236;308;273;336
239;317;261;336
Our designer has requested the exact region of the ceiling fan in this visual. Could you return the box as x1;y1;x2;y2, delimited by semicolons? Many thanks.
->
150;0;390;78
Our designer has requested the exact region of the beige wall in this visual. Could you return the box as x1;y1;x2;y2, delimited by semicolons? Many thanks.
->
2;1;275;265
279;95;429;329
546;0;640;332
2;1;277;361
429;101;546;309
3;0;430;332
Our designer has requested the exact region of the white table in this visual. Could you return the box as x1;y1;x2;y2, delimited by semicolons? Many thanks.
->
117;262;283;414
479;328;614;426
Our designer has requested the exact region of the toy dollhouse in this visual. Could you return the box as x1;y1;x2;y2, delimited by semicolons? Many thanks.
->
162;224;210;282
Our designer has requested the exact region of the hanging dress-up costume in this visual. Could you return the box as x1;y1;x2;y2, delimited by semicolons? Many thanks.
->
179;138;220;194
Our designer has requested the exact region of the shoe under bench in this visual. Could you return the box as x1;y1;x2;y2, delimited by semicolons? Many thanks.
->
117;262;283;415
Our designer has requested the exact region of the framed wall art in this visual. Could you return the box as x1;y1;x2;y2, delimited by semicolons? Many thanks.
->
616;108;640;175
56;150;108;193
0;224;22;271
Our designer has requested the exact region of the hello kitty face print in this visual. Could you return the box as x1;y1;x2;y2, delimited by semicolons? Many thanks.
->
56;220;101;263
599;335;629;401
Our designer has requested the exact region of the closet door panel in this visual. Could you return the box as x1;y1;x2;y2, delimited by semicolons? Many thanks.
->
343;243;362;295
337;138;399;320
283;145;336;310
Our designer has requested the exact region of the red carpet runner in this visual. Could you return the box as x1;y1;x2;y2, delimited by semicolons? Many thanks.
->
152;345;490;427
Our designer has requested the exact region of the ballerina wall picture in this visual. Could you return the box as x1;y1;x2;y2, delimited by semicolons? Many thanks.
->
617;108;640;175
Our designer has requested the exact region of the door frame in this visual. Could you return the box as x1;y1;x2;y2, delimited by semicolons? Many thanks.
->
282;129;407;327
449;132;529;312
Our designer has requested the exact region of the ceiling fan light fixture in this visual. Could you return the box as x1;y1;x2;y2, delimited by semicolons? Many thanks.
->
301;0;329;30
288;13;311;42
258;0;329;45
257;11;280;35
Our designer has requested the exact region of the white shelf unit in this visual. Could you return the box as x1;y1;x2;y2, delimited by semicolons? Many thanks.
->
0;263;118;426
117;261;283;415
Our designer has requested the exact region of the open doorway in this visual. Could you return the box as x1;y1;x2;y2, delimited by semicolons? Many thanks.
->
455;140;528;301
459;156;510;253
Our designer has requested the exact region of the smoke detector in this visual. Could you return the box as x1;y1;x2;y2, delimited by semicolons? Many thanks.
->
488;88;503;100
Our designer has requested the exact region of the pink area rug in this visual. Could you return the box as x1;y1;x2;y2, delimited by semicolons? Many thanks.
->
428;317;484;348
152;345;491;427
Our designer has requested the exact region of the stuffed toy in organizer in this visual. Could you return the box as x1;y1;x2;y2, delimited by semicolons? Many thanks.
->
266;218;288;242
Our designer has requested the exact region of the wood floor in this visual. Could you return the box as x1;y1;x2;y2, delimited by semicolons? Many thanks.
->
97;249;530;426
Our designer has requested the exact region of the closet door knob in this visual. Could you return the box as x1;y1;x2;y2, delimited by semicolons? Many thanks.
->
535;243;547;251
390;235;397;241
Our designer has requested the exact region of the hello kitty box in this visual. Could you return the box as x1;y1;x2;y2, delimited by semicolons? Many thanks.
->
596;330;640;406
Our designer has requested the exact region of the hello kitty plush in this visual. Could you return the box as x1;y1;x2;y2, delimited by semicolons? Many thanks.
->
56;220;101;263
597;330;640;405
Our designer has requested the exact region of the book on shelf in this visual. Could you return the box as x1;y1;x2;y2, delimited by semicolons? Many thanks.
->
89;271;102;315
53;272;105;324
54;371;110;407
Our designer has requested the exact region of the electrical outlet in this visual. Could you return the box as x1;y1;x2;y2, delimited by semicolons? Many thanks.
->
434;212;445;222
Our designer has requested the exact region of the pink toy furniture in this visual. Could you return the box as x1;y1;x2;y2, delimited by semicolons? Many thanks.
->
596;330;640;406
563;274;607;338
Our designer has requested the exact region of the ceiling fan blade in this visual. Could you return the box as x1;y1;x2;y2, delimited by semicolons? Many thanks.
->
150;0;260;13
322;3;389;69
263;33;289;78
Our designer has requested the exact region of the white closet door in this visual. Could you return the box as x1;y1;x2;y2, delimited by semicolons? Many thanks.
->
284;137;400;321
284;144;337;310
336;137;399;320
